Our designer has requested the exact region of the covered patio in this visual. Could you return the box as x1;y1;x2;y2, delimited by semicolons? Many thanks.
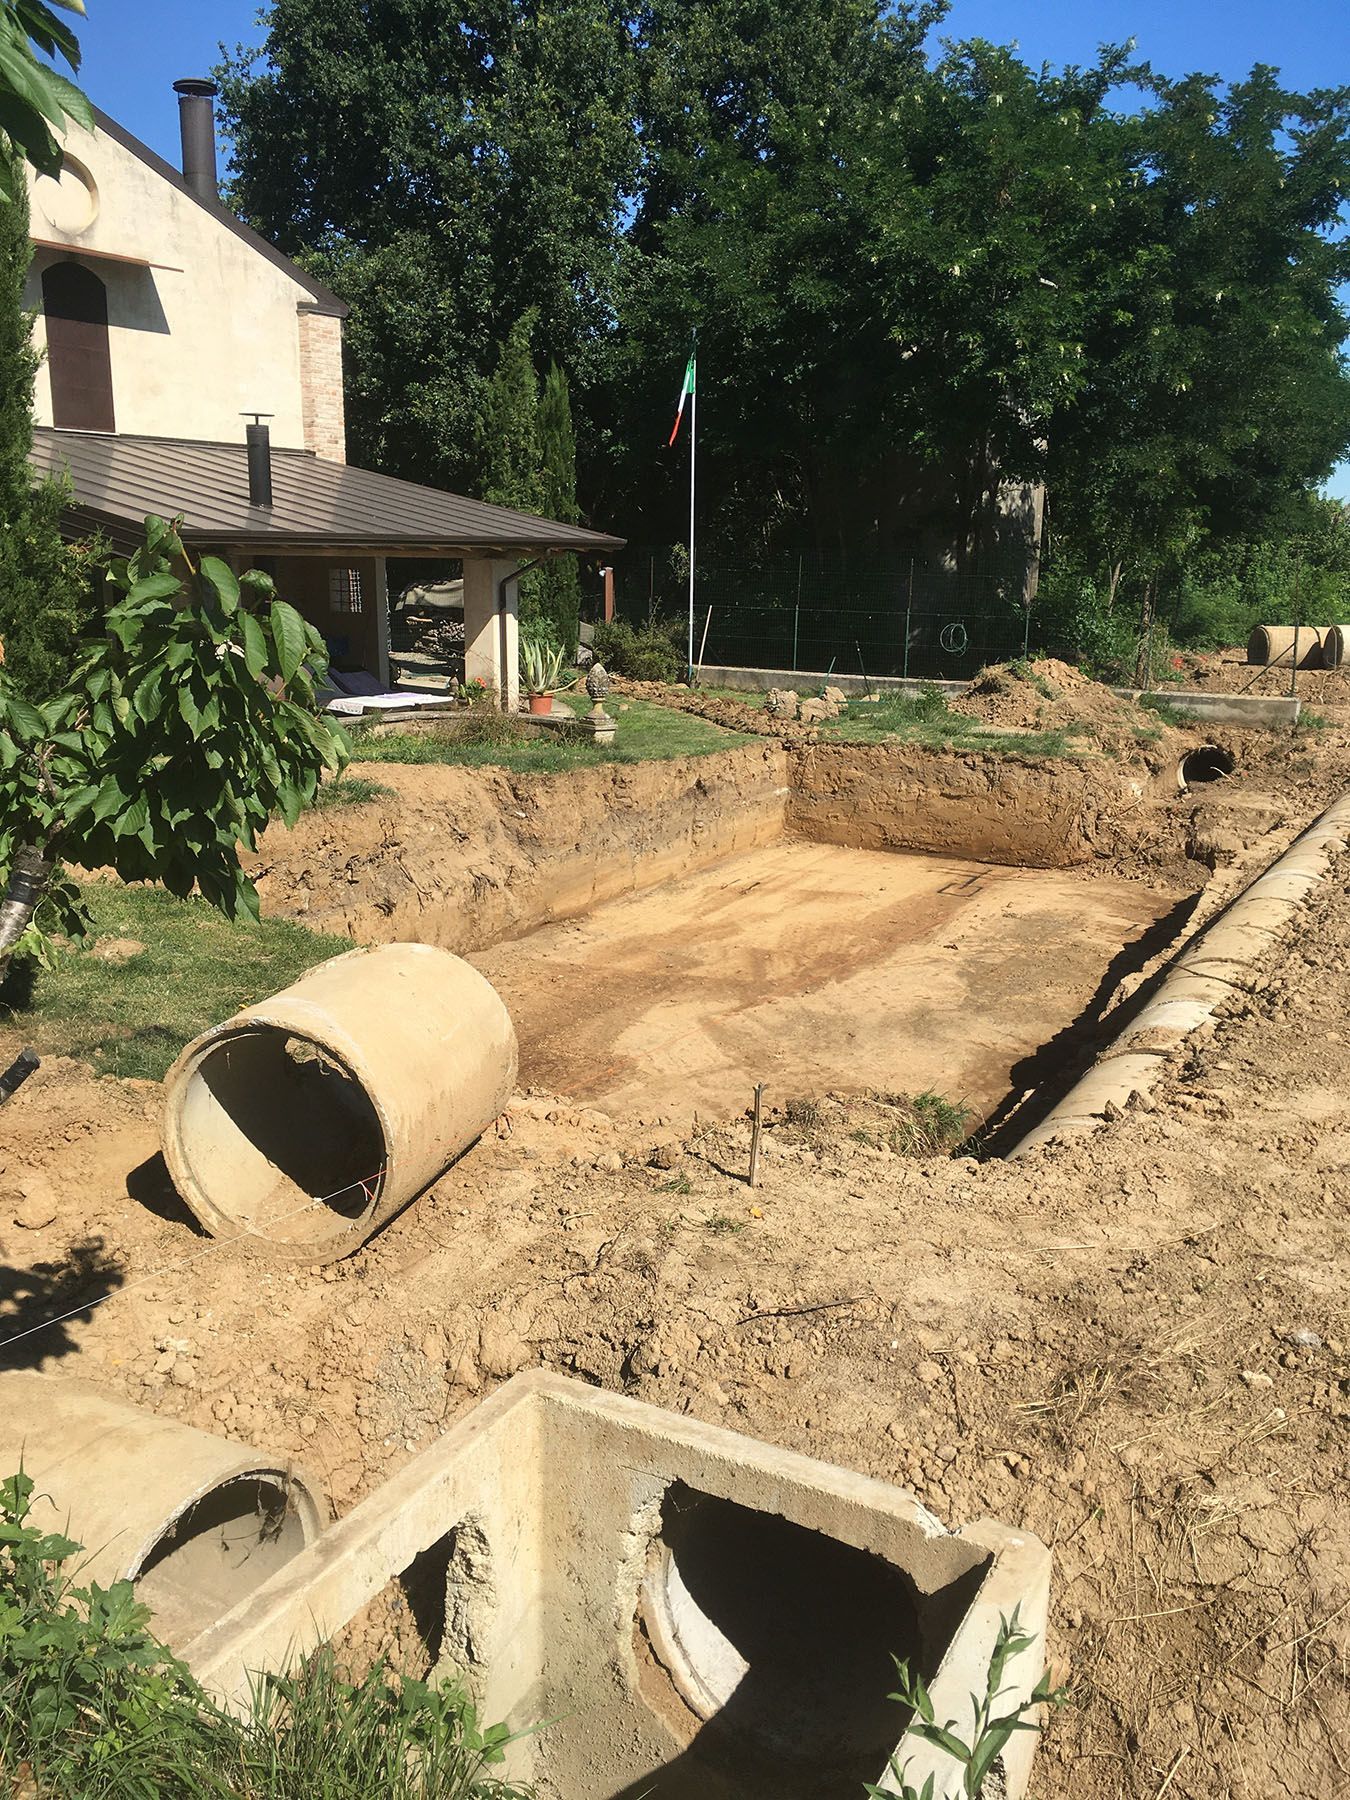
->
30;427;623;709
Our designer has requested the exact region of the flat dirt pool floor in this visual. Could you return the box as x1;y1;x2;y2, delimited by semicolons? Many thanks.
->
471;841;1178;1124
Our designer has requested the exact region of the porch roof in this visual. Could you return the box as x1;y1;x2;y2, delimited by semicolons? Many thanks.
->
30;428;625;558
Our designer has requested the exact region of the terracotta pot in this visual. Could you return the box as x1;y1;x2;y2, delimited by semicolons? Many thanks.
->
527;694;553;716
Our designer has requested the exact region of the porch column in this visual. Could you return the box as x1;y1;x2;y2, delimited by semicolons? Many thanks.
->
463;556;522;710
372;556;391;687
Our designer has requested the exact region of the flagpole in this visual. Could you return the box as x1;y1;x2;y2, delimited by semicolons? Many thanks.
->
687;361;696;678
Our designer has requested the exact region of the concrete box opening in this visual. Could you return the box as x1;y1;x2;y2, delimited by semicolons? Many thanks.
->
185;1377;1051;1800
135;1473;313;1648
168;1026;388;1246
630;1481;981;1797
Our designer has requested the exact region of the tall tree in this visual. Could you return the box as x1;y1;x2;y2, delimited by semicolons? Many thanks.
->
216;0;638;496
479;311;542;512
0;142;93;697
535;361;581;648
1049;66;1350;616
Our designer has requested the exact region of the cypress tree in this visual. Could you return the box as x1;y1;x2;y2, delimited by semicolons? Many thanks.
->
479;311;542;514
0;143;92;698
535;361;580;651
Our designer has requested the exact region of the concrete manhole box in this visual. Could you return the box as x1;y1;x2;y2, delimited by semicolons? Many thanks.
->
187;1372;1051;1797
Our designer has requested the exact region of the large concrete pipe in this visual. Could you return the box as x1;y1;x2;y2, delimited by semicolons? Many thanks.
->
0;1372;324;1648
1012;788;1350;1155
1320;625;1350;670
1246;624;1328;668
162;943;517;1263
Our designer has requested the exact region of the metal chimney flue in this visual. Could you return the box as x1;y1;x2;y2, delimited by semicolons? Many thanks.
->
243;414;274;510
173;78;219;203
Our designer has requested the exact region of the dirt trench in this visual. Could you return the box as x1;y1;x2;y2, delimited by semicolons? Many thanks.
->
247;741;1176;956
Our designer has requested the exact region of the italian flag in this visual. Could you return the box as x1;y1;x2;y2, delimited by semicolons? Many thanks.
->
668;351;696;446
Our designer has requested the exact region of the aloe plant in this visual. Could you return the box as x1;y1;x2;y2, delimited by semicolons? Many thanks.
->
519;638;568;696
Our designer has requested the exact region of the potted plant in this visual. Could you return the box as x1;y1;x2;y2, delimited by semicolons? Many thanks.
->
520;638;568;715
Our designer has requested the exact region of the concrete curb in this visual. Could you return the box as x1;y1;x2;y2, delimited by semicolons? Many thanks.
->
1010;790;1350;1156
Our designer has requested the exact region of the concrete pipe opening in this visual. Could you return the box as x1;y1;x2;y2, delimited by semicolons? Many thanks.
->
1178;745;1236;790
0;1373;325;1652
163;944;518;1262
169;1027;388;1248
638;1483;928;1788
134;1472;313;1648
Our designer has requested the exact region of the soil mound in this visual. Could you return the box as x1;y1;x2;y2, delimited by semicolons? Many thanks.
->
950;658;1161;745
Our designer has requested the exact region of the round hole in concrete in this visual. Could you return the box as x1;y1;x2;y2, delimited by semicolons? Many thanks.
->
639;1483;924;1779
1177;745;1236;790
170;1026;387;1246
132;1473;315;1646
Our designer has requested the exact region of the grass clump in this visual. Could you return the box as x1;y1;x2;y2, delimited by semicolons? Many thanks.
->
351;697;747;775
869;1091;971;1157
0;1470;531;1800
0;883;349;1081
1138;694;1190;728
311;775;394;810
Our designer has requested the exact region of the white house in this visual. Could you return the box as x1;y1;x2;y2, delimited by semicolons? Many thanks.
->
24;81;619;706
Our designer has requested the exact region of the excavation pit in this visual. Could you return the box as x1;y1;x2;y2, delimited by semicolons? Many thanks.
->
471;840;1184;1123
187;1374;1053;1800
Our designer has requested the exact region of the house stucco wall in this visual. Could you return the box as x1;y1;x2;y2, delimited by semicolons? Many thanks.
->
24;120;320;449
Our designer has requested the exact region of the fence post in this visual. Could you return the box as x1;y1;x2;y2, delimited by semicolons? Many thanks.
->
793;554;802;672
903;559;914;681
1290;550;1302;703
1022;600;1031;660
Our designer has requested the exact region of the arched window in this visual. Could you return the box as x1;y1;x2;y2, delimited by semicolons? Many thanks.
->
42;261;114;432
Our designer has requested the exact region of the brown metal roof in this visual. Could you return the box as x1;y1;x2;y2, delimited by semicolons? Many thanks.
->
90;107;350;320
30;429;625;557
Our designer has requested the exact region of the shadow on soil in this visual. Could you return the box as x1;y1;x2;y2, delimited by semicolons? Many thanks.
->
975;887;1203;1157
0;1237;126;1371
127;1152;206;1234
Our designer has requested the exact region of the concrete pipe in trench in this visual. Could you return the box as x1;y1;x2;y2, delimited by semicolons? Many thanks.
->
162;943;517;1263
0;1372;324;1649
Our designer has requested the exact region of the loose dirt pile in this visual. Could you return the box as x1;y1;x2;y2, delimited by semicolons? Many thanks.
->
1171;646;1350;714
949;657;1169;749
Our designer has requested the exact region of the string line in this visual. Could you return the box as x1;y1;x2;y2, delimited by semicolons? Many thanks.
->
0;1166;389;1356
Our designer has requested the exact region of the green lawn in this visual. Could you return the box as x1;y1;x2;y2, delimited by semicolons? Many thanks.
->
0;884;349;1082
349;693;750;774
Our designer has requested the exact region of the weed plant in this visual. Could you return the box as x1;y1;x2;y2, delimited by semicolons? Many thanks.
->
0;1472;532;1799
867;1606;1063;1799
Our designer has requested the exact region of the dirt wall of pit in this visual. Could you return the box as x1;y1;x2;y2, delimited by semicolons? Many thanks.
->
246;744;790;952
788;743;1155;868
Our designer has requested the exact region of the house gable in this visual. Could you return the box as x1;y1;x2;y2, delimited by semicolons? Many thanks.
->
25;111;346;457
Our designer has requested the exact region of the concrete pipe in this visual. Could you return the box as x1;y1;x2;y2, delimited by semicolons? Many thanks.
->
1177;744;1236;790
162;943;517;1263
1321;625;1350;670
0;1372;324;1649
1246;624;1327;668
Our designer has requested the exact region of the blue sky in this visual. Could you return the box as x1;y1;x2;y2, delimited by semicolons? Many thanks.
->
64;0;1350;499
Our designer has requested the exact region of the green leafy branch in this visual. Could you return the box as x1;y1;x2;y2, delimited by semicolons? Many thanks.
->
0;0;94;197
865;1606;1064;1800
0;514;350;978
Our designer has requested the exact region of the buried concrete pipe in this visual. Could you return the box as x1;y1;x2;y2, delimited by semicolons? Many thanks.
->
0;1372;324;1649
162;943;517;1263
1176;744;1236;790
1011;789;1350;1156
